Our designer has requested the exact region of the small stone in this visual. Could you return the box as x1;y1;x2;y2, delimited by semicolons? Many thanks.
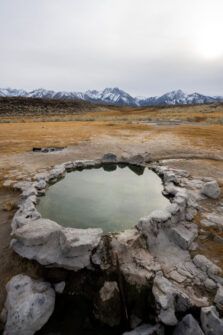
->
128;154;145;165
54;281;66;294
163;171;177;184
34;179;47;190
201;181;221;199
101;153;117;163
168;270;186;283
2;201;17;212
3;180;14;188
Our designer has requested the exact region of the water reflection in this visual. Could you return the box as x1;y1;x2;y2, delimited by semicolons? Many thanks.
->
38;165;169;233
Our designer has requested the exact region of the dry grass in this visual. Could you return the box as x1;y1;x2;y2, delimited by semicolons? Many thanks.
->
70;103;223;124
0;121;153;155
0;120;223;157
156;124;223;150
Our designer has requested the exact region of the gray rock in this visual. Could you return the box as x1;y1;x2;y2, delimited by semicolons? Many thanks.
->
94;281;121;327
152;272;178;326
201;181;221;199
54;281;65;294
128;154;145;165
171;224;198;250
200;305;223;335
34;180;47;190
122;323;164;335
21;186;38;199
185;207;197;221
34;172;49;182
11;220;102;271
173;314;204;335
167;203;180;216
193;255;222;280
11;198;41;231
48;166;65;181
13;219;62;246
59;228;102;257
201;219;218;229
214;286;223;311
201;214;223;231
64;161;75;171
163;183;179;196
74;160;98;168
204;279;217;291
2;274;55;335
13;181;33;191
138;209;171;234
152;272;193;326
101;153;117;163
137;209;172;249
163;171;177;184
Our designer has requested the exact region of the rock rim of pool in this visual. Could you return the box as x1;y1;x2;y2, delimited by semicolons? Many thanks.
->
9;153;221;273
2;152;223;334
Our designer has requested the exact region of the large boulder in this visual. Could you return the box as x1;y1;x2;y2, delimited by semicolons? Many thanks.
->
152;273;178;326
200;305;223;335
170;223;198;250
13;219;61;246
201;181;221;199
173;314;204;335
11;219;103;271
2;275;55;335
137;210;171;237
152;272;193;327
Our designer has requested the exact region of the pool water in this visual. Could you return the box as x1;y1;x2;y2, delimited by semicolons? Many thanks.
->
37;165;169;233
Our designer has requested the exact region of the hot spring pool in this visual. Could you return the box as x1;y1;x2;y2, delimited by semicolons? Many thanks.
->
37;165;169;233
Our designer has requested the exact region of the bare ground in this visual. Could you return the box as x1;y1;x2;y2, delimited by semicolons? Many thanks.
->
0;106;223;312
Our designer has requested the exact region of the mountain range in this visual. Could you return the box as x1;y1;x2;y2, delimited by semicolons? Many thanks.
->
0;87;222;107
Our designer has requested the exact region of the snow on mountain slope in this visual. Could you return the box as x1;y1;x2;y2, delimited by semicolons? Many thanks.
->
0;87;222;106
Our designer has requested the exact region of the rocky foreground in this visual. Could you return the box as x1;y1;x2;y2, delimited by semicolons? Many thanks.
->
1;153;223;334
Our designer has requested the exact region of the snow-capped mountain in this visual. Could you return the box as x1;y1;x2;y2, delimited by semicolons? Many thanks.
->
0;87;222;106
139;90;218;106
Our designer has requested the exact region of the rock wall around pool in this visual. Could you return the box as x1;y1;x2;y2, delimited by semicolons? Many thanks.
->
1;153;223;334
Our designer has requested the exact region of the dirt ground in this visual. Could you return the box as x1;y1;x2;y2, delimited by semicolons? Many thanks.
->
0;105;223;313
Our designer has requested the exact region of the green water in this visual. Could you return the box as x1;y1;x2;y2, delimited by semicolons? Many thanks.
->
37;165;169;233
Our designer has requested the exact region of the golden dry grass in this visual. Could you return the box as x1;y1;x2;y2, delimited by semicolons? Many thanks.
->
0;121;153;154
70;103;223;123
0;119;223;155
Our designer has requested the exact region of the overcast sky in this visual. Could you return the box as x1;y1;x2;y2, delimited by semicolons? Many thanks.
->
1;0;223;96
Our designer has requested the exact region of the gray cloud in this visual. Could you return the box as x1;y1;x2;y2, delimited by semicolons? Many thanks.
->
1;0;223;96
